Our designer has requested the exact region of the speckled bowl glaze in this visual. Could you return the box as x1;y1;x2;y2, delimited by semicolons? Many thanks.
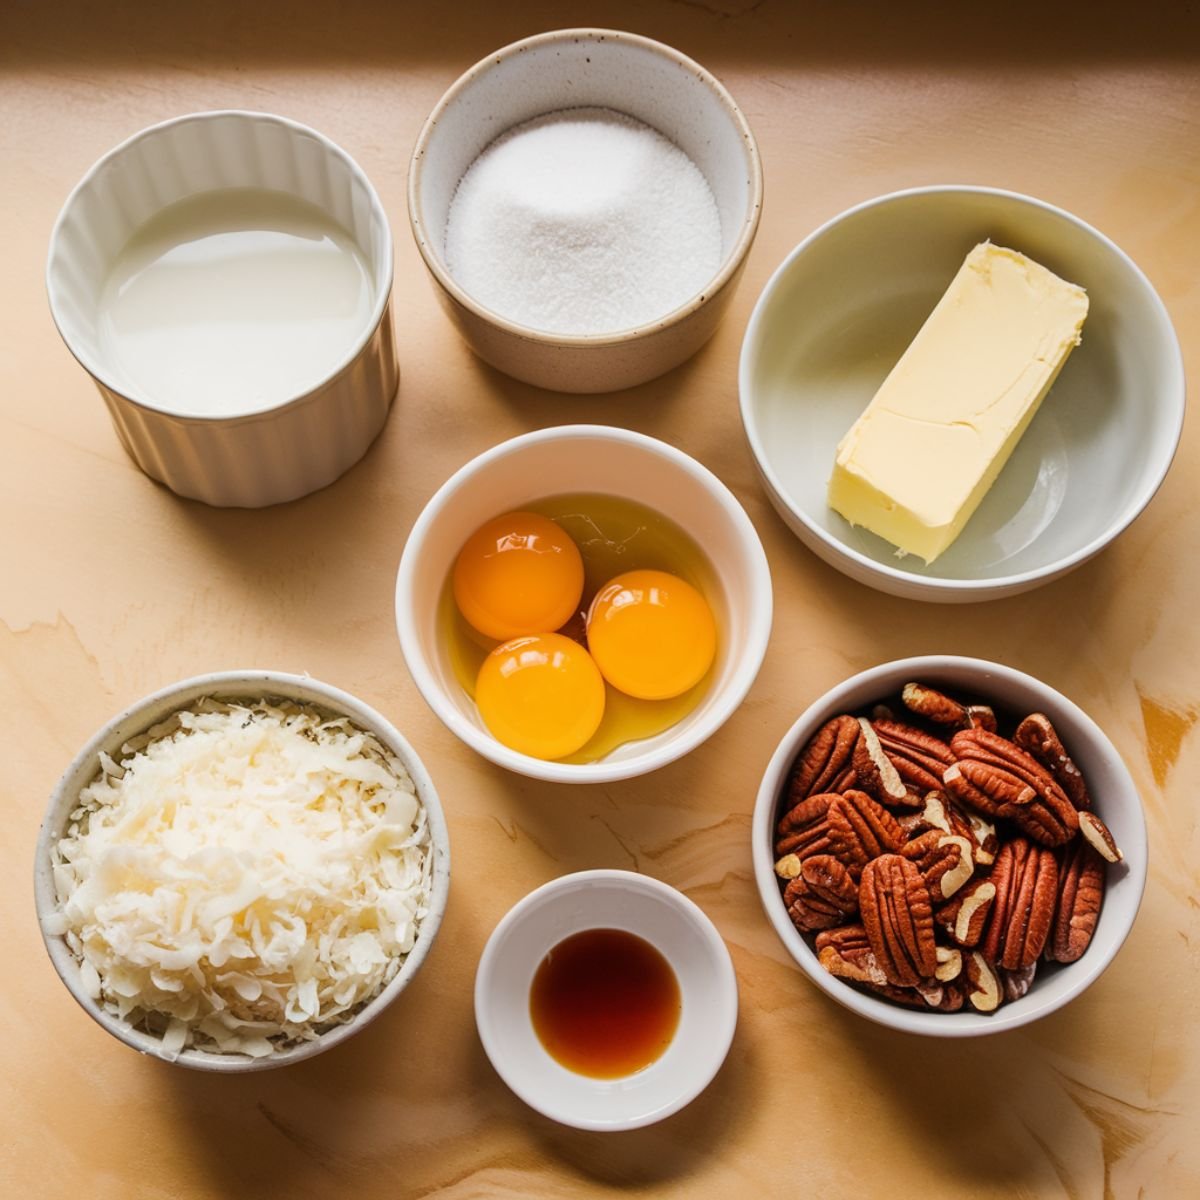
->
47;111;398;508
34;671;450;1072
752;656;1147;1037
408;28;763;393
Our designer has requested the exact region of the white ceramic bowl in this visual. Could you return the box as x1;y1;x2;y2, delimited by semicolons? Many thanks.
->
34;671;450;1071
395;425;772;783
409;28;763;393
47;110;398;508
752;656;1147;1036
740;185;1185;602
475;870;737;1130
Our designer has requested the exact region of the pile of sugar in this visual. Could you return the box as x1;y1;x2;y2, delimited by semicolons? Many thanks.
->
444;108;723;336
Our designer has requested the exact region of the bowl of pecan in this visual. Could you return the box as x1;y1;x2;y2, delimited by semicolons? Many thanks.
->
751;656;1146;1035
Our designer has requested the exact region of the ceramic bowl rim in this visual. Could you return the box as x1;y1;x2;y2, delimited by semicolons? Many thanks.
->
407;26;764;347
33;669;450;1072
738;183;1186;597
394;423;774;784
45;109;396;424
750;654;1148;1037
473;868;739;1130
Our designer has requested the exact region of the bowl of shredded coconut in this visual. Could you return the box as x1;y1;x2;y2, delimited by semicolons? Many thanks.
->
34;671;449;1071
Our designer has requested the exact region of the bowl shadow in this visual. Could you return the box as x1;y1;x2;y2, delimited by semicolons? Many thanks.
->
455;327;717;446
515;1017;757;1186
813;987;1137;1193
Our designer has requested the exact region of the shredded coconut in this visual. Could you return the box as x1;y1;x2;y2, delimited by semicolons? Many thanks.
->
48;698;431;1059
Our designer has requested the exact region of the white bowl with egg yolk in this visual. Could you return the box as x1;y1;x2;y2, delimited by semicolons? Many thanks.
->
394;425;773;783
739;185;1185;602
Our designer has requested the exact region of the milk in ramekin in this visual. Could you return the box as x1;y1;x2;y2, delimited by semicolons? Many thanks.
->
47;111;398;508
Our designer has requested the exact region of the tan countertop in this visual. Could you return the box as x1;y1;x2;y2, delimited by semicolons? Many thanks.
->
3;2;1198;1196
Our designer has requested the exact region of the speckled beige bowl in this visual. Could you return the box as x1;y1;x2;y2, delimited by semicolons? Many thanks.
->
408;28;763;394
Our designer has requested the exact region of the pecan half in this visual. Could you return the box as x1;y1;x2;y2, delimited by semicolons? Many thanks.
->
787;715;859;801
782;855;859;932
896;791;951;840
776;793;844;858
966;705;998;733
897;791;993;865
775;790;902;878
774;854;804;879
982;837;1059;970
960;806;999;866
1001;963;1037;1002
873;719;957;797
858;855;937;986
901;681;970;728
815;923;889;986
901;830;975;901
1014;712;1091;810
944;729;1079;847
863;979;964;1012
935;877;996;948
1048;840;1106;963
935;945;963;982
852;718;912;806
928;980;966;1012
1079;811;1123;863
965;951;1002;1013
859;981;928;1009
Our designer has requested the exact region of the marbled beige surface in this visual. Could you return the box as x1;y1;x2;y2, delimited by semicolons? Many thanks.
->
2;2;1198;1196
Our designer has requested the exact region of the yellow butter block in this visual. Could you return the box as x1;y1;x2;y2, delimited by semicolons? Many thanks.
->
828;242;1088;564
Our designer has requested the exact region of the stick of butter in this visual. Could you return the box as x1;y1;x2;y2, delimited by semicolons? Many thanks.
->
827;242;1088;564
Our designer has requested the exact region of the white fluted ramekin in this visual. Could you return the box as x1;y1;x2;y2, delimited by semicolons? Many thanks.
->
46;111;398;508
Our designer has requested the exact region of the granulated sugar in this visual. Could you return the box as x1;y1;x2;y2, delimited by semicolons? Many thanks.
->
444;108;722;336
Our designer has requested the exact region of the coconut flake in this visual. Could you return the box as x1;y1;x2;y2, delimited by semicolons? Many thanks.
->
49;699;431;1058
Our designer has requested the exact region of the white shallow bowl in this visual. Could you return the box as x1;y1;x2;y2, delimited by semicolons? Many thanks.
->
409;28;762;393
475;870;738;1130
740;185;1185;602
47;110;398;508
395;424;773;783
752;656;1147;1036
34;671;450;1072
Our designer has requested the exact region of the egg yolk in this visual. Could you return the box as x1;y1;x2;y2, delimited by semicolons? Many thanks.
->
586;570;716;701
476;632;606;760
453;512;585;641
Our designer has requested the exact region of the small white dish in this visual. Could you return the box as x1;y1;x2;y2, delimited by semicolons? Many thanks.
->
739;185;1185;602
752;656;1147;1037
394;424;773;784
34;670;450;1071
475;870;738;1130
47;111;398;508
